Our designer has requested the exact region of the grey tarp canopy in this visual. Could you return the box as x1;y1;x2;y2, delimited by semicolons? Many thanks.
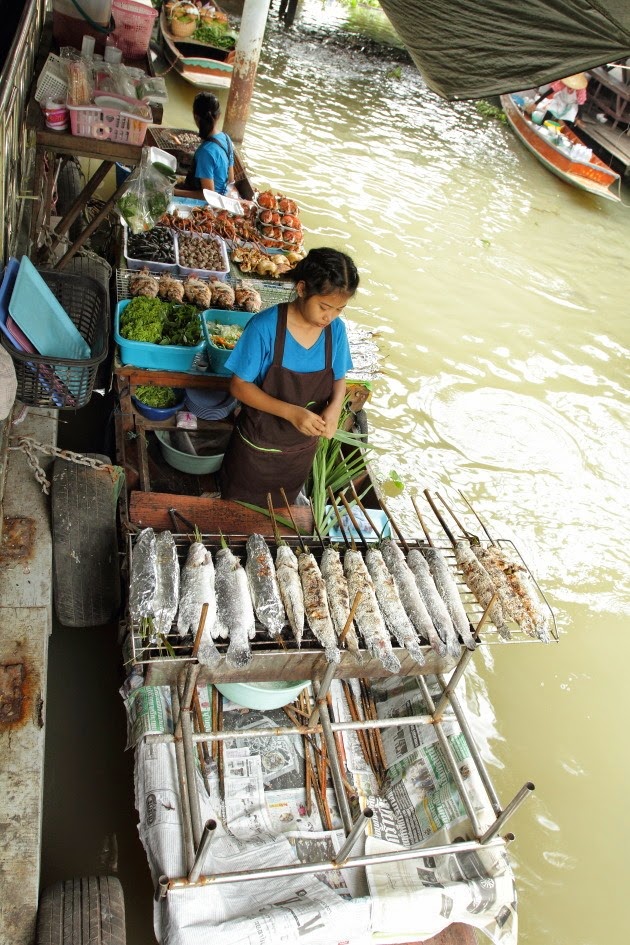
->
378;0;630;100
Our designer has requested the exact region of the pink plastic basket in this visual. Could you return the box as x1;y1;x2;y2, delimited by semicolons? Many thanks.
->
112;0;158;59
68;101;152;145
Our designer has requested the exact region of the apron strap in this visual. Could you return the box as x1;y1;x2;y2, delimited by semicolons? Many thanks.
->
273;303;333;370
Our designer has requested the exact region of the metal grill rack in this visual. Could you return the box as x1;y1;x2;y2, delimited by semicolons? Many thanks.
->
116;267;295;310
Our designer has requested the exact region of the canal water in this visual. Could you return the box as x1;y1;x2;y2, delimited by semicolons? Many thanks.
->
41;3;629;944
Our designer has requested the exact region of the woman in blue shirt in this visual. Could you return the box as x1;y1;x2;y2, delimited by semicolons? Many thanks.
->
219;247;359;506
182;92;235;196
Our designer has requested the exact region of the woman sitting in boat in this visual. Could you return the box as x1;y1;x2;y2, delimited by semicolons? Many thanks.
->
219;247;359;507
178;92;237;197
527;73;588;125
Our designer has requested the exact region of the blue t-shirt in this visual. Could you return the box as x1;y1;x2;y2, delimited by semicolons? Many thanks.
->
225;306;353;385
192;133;234;195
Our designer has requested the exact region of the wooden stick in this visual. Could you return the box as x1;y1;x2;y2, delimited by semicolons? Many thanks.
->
436;491;476;540
211;685;219;762
360;678;387;776
217;690;224;799
338;591;361;648
458;490;496;543
411;495;434;545
191;603;209;658
341;679;374;770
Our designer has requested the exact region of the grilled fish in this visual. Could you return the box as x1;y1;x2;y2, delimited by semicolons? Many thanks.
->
420;546;477;650
153;530;180;636
453;540;510;639
366;548;426;665
474;543;551;643
380;539;448;658
298;551;340;663
246;534;286;638
320;546;362;660
129;527;157;624
275;544;305;645
215;547;255;667
343;549;400;674
177;541;218;669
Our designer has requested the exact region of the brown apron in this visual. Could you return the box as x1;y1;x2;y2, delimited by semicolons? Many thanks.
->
220;304;333;506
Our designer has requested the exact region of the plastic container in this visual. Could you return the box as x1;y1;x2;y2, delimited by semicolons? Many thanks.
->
68;99;152;145
202;310;253;375
34;54;68;105
115;299;205;371
131;388;185;420
154;430;226;474
0;270;108;409
214;680;309;711
52;0;113;54
111;0;158;59
175;232;229;279
123;224;177;273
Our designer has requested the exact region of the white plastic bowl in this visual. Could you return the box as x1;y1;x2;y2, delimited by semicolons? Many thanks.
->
214;680;309;711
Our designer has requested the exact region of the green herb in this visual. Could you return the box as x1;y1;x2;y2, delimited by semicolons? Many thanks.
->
192;24;237;49
135;385;178;408
120;298;202;346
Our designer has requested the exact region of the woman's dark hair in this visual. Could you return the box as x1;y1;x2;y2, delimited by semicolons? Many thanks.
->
193;92;221;140
291;247;359;300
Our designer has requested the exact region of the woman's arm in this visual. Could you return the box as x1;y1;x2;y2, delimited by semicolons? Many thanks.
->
320;378;347;438
230;376;326;437
199;177;215;192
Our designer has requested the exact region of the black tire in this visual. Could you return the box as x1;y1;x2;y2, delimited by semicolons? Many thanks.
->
55;160;84;243
352;408;369;441
37;876;125;945
51;455;122;628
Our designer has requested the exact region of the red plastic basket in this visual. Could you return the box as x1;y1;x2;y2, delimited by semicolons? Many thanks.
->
112;0;158;59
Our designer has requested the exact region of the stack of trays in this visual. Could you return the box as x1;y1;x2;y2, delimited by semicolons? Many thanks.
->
184;387;237;420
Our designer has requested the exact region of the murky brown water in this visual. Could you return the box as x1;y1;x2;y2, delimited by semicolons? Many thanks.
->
42;4;629;944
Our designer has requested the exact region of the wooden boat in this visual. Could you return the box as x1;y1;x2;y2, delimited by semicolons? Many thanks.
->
159;8;236;90
500;92;621;202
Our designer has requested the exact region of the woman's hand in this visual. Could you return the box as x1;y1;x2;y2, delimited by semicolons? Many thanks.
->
320;404;341;438
287;405;326;437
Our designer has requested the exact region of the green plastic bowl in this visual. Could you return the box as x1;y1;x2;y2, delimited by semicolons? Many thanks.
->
155;430;225;474
214;680;309;710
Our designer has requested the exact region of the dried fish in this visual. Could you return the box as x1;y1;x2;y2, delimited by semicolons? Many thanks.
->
129;267;158;298
474;543;551;643
158;272;185;303
298;551;340;663
365;548;426;666
177;541;218;656
453;540;510;639
129;527;157;624
275;544;305;646
215;546;255;667
380;539;449;658
420;546;477;650
320;546;362;659
343;549;400;674
153;530;180;636
246;534;286;638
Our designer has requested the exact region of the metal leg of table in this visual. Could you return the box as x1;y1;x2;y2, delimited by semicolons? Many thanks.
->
47;159;113;255
54;176;131;269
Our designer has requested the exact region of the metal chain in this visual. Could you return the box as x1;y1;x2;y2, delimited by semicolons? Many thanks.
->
8;435;114;495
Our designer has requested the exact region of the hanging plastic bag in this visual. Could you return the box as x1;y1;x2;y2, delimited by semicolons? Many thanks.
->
116;148;174;235
0;345;18;421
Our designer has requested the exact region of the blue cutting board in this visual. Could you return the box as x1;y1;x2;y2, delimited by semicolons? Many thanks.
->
8;256;91;360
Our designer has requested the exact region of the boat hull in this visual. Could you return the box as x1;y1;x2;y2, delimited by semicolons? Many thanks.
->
160;9;234;90
500;93;621;201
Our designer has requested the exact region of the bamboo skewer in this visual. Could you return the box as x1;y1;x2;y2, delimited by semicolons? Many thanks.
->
338;490;368;549
373;491;408;549
349;481;384;545
423;489;458;547
327;486;351;547
437;492;476;540
191;603;209;658
211;686;219;763
281;487;307;552
411;496;435;545
459;490;496;542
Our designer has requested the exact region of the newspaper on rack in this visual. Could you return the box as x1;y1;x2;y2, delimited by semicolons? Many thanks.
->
127;678;517;945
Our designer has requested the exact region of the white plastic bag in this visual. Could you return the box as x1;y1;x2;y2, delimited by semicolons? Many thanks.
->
0;345;17;420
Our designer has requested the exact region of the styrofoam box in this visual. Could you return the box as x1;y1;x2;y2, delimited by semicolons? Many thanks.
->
115;299;205;371
175;231;229;280
123;224;177;273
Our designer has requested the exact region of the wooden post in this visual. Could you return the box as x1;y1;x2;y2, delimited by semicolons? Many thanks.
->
223;0;272;144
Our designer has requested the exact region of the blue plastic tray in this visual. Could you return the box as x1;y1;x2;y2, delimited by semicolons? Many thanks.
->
9;256;90;360
0;258;21;345
115;300;206;371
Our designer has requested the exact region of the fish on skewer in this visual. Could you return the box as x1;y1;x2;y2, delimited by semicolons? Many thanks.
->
298;551;340;663
419;546;477;650
380;539;450;658
129;527;157;624
245;533;286;639
320;546;362;660
344;548;400;674
177;540;220;666
365;547;426;666
275;544;305;645
153;530;180;636
474;543;551;643
453;540;511;640
215;545;255;667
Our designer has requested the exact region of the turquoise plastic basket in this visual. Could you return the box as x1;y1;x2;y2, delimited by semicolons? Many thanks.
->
115;300;205;371
201;309;253;375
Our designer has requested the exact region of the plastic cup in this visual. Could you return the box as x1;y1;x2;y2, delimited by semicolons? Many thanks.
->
43;100;69;131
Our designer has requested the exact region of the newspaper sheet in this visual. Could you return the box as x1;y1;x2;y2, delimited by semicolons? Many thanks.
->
128;678;517;945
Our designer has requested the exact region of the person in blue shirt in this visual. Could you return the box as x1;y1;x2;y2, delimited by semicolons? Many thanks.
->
181;92;235;196
219;247;359;506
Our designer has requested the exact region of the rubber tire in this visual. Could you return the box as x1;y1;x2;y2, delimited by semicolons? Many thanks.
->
352;408;369;441
36;876;125;945
51;455;121;628
55;159;84;243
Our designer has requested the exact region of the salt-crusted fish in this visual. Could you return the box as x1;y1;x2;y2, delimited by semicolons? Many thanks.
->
365;548;426;666
246;534;286;639
420;546;477;650
474;543;551;643
453;540;510;640
177;541;220;666
215;546;255;667
320;546;362;660
275;544;305;646
298;551;340;663
153;530;180;636
129;527;157;624
380;539;448;658
343;549;400;674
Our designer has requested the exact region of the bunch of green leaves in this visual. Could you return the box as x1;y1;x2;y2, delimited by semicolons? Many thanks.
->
475;99;507;123
308;426;374;535
120;298;201;346
192;24;237;49
135;385;178;408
